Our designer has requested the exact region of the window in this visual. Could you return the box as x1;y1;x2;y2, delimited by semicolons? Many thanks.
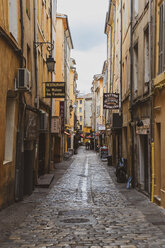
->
9;0;18;41
144;27;149;83
125;56;128;93
4;98;16;163
158;1;165;74
80;116;82;122
80;100;82;104
80;125;82;131
26;0;30;18
133;43;138;93
27;45;31;72
134;0;139;17
122;5;125;36
79;107;82;113
122;62;125;95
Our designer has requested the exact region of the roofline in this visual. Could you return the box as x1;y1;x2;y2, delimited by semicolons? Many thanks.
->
104;0;112;34
57;13;74;49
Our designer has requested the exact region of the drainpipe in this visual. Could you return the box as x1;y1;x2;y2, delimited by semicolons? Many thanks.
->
34;0;39;108
15;0;24;201
110;26;112;93
20;0;24;67
119;0;123;158
149;0;154;200
120;0;122;115
112;3;116;93
48;0;53;172
130;0;135;186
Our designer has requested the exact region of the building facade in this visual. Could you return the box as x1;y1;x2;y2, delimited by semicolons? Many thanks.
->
54;13;73;161
0;0;57;209
153;0;165;207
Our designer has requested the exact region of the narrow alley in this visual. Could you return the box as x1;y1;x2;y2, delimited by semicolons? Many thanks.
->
0;147;165;248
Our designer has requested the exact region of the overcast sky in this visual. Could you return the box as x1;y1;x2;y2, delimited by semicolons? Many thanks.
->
57;0;109;94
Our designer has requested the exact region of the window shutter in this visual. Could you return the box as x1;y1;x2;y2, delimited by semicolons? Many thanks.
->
9;0;18;41
158;3;163;74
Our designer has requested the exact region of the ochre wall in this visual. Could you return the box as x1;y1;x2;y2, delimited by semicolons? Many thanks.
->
0;0;21;207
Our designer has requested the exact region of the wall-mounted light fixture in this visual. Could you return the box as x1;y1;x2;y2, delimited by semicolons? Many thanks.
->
34;41;55;72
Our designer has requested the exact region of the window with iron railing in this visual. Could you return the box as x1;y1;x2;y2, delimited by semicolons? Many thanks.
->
158;1;165;74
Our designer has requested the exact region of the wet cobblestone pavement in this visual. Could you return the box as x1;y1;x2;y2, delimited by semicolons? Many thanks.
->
1;147;165;247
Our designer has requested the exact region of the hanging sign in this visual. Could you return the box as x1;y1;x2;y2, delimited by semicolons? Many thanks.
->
45;82;65;98
103;93;119;109
60;101;65;133
51;116;60;133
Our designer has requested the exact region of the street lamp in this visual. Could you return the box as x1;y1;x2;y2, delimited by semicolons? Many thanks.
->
46;55;56;72
34;41;55;72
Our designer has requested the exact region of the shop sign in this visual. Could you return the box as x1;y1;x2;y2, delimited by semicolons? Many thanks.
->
60;101;65;133
25;111;39;141
45;82;65;98
136;118;150;135
103;93;119;109
98;125;106;131
51;116;60;133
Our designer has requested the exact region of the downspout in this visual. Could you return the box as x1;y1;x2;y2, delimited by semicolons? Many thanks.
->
48;0;53;171
34;0;39;108
110;26;112;93
119;0;123;158
149;0;155;201
120;0;123;115
15;0;24;201
20;0;24;67
130;0;135;185
112;3;116;93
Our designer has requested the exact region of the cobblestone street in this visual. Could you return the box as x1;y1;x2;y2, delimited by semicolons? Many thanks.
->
1;147;165;248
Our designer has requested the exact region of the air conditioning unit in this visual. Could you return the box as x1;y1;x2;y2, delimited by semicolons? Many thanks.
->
40;113;48;131
17;68;31;91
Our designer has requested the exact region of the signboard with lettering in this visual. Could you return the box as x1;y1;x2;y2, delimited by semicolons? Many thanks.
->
60;101;65;133
51;116;60;134
45;82;65;98
103;93;119;109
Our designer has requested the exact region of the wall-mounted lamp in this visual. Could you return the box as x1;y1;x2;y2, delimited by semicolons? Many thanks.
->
34;41;55;72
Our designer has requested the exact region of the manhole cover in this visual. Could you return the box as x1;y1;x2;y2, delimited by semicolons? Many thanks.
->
62;218;89;224
152;222;165;225
58;209;91;216
78;174;87;178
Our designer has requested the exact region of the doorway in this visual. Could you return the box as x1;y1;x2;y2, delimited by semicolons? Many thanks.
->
139;135;149;193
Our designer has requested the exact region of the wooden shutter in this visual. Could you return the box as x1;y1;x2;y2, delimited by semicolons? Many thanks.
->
9;0;18;41
159;2;164;74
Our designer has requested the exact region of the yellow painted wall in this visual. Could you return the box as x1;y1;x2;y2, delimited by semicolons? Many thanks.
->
153;0;165;207
0;0;21;208
69;68;76;129
77;98;84;131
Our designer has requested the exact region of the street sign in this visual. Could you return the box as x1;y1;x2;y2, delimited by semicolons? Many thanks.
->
103;93;119;109
45;82;65;98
